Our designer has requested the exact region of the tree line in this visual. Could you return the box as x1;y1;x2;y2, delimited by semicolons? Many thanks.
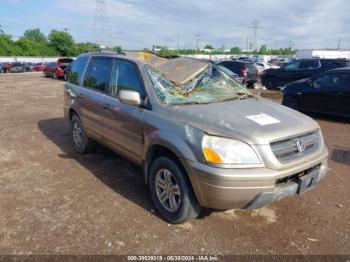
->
0;28;122;57
0;28;295;57
158;44;295;56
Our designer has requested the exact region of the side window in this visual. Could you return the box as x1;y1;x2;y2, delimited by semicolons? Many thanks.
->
68;56;88;85
83;57;113;92
313;74;330;88
284;60;302;70
329;73;348;87
109;59;144;97
301;60;320;70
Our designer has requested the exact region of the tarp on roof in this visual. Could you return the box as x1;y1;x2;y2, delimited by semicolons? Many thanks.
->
126;51;208;85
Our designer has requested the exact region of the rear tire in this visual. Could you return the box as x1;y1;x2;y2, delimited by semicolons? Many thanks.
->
149;156;202;224
70;115;96;154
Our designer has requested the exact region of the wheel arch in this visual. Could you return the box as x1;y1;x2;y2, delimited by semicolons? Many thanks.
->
144;144;186;185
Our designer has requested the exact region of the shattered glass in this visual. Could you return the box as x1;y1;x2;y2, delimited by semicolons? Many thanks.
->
146;65;252;105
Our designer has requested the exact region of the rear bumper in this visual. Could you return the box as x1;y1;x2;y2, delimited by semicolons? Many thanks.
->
181;148;328;209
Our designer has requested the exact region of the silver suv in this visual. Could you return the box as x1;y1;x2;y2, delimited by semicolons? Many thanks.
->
64;51;329;224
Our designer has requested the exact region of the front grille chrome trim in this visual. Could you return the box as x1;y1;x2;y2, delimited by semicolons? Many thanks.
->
270;130;320;162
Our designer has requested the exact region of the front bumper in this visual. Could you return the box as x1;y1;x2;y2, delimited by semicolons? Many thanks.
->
181;148;328;209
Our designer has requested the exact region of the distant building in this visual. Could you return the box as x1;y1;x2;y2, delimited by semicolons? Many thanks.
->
296;49;350;59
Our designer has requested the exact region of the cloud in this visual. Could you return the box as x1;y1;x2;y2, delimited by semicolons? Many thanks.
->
1;0;350;49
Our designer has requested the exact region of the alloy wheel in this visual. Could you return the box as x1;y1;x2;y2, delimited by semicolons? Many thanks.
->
155;168;181;212
72;122;83;148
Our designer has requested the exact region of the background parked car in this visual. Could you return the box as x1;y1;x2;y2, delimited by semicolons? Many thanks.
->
43;62;58;78
254;62;279;75
43;58;73;79
216;60;259;88
32;63;46;71
8;62;32;73
0;63;4;73
282;68;350;117
2;62;13;73
64;63;72;81
262;58;350;90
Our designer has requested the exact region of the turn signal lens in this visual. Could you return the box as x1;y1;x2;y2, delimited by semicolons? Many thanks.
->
203;147;223;163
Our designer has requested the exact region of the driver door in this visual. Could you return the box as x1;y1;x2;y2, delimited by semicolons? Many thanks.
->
101;59;145;165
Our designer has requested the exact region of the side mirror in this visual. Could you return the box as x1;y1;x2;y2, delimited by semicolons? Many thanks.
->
118;90;141;106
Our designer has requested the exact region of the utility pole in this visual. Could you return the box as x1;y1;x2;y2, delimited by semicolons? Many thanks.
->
246;34;249;52
93;0;113;47
337;38;341;50
195;34;200;51
251;20;261;51
176;33;180;51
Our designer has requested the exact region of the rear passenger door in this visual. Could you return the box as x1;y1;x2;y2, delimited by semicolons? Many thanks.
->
101;59;145;164
79;57;113;140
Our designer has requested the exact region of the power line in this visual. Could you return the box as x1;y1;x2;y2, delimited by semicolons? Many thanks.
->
92;0;113;47
251;20;261;50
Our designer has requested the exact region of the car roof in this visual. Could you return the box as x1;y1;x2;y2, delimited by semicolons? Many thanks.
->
217;60;252;64
80;50;210;85
325;67;350;73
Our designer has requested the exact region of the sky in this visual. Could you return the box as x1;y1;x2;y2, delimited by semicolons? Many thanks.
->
0;0;349;50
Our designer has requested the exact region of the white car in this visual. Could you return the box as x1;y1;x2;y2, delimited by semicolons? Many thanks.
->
255;62;279;75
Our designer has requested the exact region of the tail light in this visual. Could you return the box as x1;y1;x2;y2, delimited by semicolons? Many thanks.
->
240;69;247;77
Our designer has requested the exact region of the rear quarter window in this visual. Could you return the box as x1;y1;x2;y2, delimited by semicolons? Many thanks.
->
68;56;89;85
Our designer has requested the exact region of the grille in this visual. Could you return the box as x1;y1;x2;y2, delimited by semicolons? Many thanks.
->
270;130;320;162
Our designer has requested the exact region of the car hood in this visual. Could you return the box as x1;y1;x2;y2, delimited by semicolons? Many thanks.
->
167;98;319;145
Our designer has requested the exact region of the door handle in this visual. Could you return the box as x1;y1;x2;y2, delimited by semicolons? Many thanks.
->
103;103;112;111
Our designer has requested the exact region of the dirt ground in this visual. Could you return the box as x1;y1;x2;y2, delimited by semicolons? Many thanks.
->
0;72;349;255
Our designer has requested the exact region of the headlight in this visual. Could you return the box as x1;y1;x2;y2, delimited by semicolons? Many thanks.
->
202;135;261;165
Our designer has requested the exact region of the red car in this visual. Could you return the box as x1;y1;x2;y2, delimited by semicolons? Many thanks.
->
2;62;13;73
32;63;46;71
43;58;73;79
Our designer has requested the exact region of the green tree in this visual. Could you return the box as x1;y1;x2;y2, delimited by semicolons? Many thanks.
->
230;46;241;54
75;42;99;55
204;45;214;50
258;44;268;55
23;29;47;43
15;37;37;55
112;45;122;53
0;34;14;55
48;30;75;56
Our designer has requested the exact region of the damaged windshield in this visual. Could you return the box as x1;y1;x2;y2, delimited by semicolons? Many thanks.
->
146;64;252;105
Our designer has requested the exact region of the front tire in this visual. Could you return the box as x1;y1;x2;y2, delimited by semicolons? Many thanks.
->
282;96;300;111
264;76;278;90
149;156;202;224
70;115;96;154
